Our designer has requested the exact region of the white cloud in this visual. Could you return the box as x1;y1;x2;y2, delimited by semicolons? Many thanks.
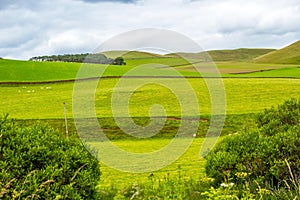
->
1;0;300;59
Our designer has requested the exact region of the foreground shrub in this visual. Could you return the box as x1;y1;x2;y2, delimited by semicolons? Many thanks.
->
205;98;300;189
0;115;100;199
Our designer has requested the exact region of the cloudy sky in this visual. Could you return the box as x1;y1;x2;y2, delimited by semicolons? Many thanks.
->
1;0;300;59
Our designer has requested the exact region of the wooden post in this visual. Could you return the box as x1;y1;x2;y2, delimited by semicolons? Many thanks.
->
64;102;69;139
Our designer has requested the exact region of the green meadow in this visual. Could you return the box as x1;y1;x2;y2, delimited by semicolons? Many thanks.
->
1;48;300;198
1;78;299;119
1;58;300;83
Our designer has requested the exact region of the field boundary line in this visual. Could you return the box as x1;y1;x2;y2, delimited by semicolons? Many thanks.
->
0;76;299;85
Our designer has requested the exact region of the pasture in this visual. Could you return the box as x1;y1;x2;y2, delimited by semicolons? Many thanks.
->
1;59;300;83
1;56;300;198
1;78;300;119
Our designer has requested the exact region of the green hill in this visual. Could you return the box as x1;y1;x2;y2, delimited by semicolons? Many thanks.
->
166;48;275;62
101;50;162;59
207;48;275;61
254;40;300;64
0;59;137;82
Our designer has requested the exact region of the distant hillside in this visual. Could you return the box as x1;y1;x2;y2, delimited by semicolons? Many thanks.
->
101;51;162;59
166;48;275;62
254;40;300;64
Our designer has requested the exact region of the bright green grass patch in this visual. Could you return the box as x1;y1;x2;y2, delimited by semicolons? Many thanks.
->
175;62;300;76
88;137;209;189
0;58;197;82
1;59;299;83
0;59;156;82
227;67;300;77
1;78;299;119
0;59;81;82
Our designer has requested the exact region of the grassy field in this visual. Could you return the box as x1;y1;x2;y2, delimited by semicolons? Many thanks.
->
1;59;300;83
1;55;300;198
175;62;300;76
91;138;208;189
0;58;201;82
227;67;300;77
1;78;299;119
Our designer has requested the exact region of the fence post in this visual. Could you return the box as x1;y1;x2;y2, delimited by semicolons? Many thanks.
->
64;102;69;139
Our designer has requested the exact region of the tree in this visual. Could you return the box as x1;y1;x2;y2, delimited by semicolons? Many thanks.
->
113;57;126;65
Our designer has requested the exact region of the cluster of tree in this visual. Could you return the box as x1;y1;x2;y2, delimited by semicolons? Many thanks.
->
29;53;126;65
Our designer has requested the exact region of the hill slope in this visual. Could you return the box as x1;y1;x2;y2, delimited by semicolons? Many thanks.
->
101;51;162;59
166;48;275;62
254;40;300;64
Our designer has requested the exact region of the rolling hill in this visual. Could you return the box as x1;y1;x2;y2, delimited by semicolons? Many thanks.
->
254;40;300;64
101;50;162;59
165;48;275;62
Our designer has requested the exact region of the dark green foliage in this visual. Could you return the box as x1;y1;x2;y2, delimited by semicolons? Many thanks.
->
29;53;114;64
29;54;126;65
205;98;300;188
0;115;100;199
256;98;300;135
85;54;114;64
113;57;126;65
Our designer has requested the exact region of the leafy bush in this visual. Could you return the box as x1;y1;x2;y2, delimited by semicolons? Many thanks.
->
257;98;300;135
0;115;100;199
205;98;300;188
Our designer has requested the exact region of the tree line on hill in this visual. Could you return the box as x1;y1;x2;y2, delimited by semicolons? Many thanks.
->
29;53;126;65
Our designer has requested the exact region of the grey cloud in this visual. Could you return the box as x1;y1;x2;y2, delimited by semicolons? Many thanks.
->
1;0;300;59
78;0;137;3
0;0;44;10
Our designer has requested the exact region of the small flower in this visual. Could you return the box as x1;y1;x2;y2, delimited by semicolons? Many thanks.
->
220;183;228;187
221;182;234;188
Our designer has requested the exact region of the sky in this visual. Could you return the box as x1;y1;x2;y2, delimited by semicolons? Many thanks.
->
1;0;300;59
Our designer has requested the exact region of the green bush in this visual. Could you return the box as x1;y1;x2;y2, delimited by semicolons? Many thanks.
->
205;98;300;188
257;98;300;135
0;115;100;199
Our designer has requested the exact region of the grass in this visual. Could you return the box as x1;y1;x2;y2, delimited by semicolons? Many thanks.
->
0;58;199;82
1;78;299;119
101;50;162;59
1;55;300;198
207;48;275;62
0;59;81;82
227;67;300;77
89;137;208;189
166;48;275;62
1;59;299;83
254;40;300;64
175;62;300;76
